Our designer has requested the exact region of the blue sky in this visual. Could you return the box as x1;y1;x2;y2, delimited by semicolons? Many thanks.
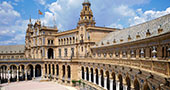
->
0;0;169;45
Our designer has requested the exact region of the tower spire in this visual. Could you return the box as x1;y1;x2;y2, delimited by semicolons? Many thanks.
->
77;0;95;27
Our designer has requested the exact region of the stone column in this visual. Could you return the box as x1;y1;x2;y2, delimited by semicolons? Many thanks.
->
17;68;19;82
84;72;87;80
99;75;101;87
89;73;91;82
110;79;113;90
47;64;49;79
116;82;120;90
104;77;107;89
94;74;96;84
8;69;10;83
51;64;53;76
33;66;35;79
41;66;44;78
25;69;27;80
54;64;57;80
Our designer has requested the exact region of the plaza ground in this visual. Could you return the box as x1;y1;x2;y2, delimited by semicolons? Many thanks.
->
0;81;77;90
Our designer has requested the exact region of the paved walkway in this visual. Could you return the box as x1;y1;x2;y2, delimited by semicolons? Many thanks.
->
0;81;77;90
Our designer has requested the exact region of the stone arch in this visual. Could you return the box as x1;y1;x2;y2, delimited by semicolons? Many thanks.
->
143;81;151;90
95;68;99;84
67;65;71;79
118;74;123;90
56;64;59;76
62;65;65;77
67;38;69;44
90;68;94;82
58;39;61;45
35;64;41;77
27;64;34;80
18;64;25;81
73;37;75;43
48;64;51;75
70;37;72;44
48;48;54;59
9;65;17;82
106;71;110;90
45;64;47;77
64;38;66;44
61;39;63;45
86;67;89;81
100;69;104;87
112;72;116;90
81;67;84;79
134;78;140;90
1;65;8;83
125;76;131;90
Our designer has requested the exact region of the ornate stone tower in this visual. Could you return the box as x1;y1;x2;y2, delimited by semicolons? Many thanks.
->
77;0;96;27
25;18;33;58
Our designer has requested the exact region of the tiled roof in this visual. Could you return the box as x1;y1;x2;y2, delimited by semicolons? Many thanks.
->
92;14;170;48
0;45;25;54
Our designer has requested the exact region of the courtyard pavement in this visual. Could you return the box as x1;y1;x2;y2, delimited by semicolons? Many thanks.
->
0;81;77;90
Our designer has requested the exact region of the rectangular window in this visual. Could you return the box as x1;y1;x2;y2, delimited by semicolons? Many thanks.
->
59;49;61;57
71;48;74;57
65;48;67;57
48;40;50;45
43;38;45;45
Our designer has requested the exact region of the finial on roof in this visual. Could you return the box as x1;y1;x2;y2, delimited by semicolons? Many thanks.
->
29;15;32;24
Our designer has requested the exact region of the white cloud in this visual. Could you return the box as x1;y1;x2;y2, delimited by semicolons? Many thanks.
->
129;7;170;26
113;5;136;17
0;1;20;25
0;1;27;45
109;23;123;29
48;1;62;13
34;0;46;5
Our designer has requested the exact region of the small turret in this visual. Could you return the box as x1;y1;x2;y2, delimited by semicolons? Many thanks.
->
77;0;96;27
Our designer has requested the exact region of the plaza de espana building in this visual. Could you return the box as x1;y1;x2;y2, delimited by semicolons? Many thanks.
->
0;0;170;90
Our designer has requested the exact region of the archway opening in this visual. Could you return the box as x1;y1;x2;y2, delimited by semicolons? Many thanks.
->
134;79;140;90
81;67;84;79
67;65;71;79
19;65;25;81
35;64;41;77
112;72;116;90
45;64;47;78
100;70;104;87
95;69;99;84
48;48;54;59
126;76;131;90
10;65;17;82
56;65;59;76
62;65;65;78
27;65;33;80
86;67;89;81
118;74;123;90
106;71;110;90
1;65;8;83
49;64;51;75
91;68;94;82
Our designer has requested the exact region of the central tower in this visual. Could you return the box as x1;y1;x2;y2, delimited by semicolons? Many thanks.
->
77;0;96;27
